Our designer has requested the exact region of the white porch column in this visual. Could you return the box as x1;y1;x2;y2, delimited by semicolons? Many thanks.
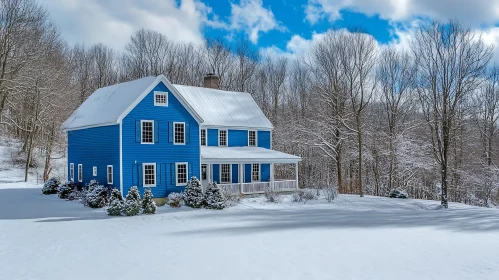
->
270;163;275;191
239;163;243;194
208;164;212;183
295;162;299;189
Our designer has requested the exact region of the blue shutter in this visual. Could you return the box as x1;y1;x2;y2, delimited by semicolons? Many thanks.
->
170;163;175;185
135;120;141;143
154;121;159;143
168;122;173;143
188;163;192;180
185;122;190;144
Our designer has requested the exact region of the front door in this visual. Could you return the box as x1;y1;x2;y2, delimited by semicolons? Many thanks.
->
201;164;208;187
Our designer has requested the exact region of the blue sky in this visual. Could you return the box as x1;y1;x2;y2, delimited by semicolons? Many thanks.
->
37;0;499;59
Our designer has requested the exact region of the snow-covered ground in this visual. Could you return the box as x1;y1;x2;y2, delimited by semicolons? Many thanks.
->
1;184;498;280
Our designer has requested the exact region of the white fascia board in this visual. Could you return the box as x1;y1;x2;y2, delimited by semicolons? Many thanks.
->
201;158;301;164
62;122;118;132
200;125;273;131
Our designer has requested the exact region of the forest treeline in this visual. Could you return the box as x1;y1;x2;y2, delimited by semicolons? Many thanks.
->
1;0;498;207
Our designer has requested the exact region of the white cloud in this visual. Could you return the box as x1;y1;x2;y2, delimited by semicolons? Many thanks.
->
305;0;499;27
37;0;224;50
229;0;286;44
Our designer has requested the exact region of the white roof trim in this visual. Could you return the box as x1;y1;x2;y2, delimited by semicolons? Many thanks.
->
201;146;301;164
117;75;203;124
63;122;118;132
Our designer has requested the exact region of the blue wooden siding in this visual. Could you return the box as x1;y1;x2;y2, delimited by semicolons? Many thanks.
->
122;81;200;197
207;129;218;146
67;125;119;188
212;164;219;183
244;164;251;183
258;131;271;149
261;164;270;181
231;164;239;183
228;130;247;146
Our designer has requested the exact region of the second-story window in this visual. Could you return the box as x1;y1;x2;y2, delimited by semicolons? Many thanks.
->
249;130;256;146
219;129;227;146
201;129;206;146
141;120;154;144
174;122;185;144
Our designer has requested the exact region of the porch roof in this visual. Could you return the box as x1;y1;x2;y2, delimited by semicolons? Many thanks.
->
201;146;301;164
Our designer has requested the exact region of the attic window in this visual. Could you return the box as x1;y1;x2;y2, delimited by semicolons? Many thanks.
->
219;129;227;146
154;91;168;106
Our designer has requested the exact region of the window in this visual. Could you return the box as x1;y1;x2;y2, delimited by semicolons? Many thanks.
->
176;162;188;186
200;129;206;146
154;91;168;106
252;164;260;182
78;164;83;182
174;122;185;144
201;164;207;180
142;163;156;187
141;120;154;144
70;163;74;182
221;164;231;183
219;129;227;146
249;131;257;146
107;165;113;185
93;166;97;176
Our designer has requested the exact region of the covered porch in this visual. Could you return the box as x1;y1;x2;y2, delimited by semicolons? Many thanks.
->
201;146;302;195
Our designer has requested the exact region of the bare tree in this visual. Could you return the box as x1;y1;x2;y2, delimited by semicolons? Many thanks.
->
413;21;492;208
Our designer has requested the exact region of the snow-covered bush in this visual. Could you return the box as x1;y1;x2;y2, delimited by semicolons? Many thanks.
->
183;176;204;208
84;184;109;208
302;189;318;203
124;186;141;216
42;178;59;195
386;189;408;199
324;186;338;203
167;192;183;208
204;182;226;209
58;181;76;199
265;185;282;203
220;186;241;207
292;190;305;202
107;189;125;216
141;188;156;214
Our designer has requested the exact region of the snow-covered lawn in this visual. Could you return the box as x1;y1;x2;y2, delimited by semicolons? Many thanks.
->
1;185;499;280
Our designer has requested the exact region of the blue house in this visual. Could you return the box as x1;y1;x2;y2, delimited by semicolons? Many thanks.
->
62;74;301;199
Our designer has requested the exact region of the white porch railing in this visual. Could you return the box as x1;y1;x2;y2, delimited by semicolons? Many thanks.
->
218;183;240;195
242;182;269;194
274;180;297;192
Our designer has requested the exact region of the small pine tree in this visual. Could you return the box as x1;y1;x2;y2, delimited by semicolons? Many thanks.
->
183;176;204;208
141;188;156;214
42;178;60;195
204;182;226;210
124;186;141;216
107;189;124;216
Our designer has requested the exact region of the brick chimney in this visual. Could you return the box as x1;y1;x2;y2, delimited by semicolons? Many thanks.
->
203;73;219;89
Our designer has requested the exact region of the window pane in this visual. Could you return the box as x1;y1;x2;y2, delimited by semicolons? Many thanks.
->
219;130;227;146
155;93;167;104
252;164;259;181
177;164;187;184
142;121;153;143
175;123;185;144
221;164;230;183
249;131;256;146
201;129;206;146
201;165;207;180
144;164;155;185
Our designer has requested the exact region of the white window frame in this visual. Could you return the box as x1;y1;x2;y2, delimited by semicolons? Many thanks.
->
248;130;257;147
107;165;113;185
220;164;231;183
175;162;188;186
174;122;186;145
141;120;154;144
142;163;156;187
78;164;83;182
93;166;97;176
219;129;228;146
154;91;168;106
251;163;260;182
200;128;207;146
70;163;74;182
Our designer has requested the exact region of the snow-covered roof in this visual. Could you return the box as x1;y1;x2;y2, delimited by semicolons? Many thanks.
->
173;84;273;129
201;146;301;164
62;75;272;131
62;76;158;130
